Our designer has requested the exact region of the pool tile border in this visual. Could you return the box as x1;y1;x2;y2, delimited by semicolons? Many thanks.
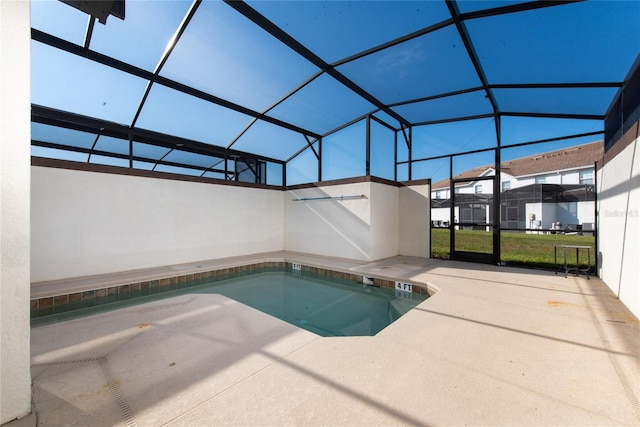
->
31;261;431;320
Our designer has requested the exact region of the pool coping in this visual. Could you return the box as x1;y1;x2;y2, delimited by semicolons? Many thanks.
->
31;251;437;320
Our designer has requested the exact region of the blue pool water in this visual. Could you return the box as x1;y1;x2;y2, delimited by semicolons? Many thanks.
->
200;272;427;336
32;270;428;336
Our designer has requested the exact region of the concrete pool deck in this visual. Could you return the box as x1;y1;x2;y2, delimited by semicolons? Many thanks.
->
16;252;640;426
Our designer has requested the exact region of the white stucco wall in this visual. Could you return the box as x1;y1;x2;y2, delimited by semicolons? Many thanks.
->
431;207;450;224
523;201;595;232
576;201;595;227
0;0;32;422
597;136;639;319
399;183;430;257
284;180;417;261
284;182;373;260
31;167;285;282
370;182;400;260
33;172;426;281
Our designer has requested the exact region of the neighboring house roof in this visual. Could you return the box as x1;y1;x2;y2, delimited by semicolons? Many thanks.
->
431;141;603;190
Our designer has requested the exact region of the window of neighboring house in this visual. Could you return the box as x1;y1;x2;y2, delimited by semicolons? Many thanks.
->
501;181;510;191
475;185;482;194
454;187;460;193
535;176;546;184
579;169;594;185
435;190;442;199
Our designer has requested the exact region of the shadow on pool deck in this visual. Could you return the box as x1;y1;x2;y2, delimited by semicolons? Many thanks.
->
17;252;640;426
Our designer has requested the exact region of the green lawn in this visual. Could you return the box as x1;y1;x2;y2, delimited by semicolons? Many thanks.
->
431;228;595;270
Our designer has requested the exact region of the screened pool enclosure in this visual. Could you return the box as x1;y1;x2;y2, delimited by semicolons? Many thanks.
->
30;0;640;265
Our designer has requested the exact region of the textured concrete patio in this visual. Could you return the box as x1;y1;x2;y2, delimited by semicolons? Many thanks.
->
17;252;640;426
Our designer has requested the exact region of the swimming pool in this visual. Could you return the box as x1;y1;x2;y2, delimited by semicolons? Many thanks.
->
198;271;427;336
31;263;429;336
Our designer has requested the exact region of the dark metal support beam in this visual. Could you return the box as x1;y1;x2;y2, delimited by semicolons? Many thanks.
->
446;1;499;116
282;158;287;186
318;137;322;182
151;147;174;172
490;82;622;89
501;131;603;150
31;104;286;165
83;16;95;49
130;0;202;129
228;71;324;151
385;82;621;112
365;115;371;176
406;125;412;180
304;135;320;160
332;18;454;68
400;125;411;150
87;134;100;163
223;0;411;129
407;147;493;165
32;140;229;175
413;113;494;127
128;133;133;168
286;112;398;175
387;87;485;109
501;111;605;120
321;114;376;139
448;155;455;257
285;139;316;164
447;0;505;264
286;108;398;166
460;0;581;21
369;114;398;133
493;120;502;265
394;131;398;182
31;28;322;140
330;2;578;69
404;129;603;165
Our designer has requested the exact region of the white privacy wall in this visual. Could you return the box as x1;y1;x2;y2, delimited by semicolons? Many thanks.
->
369;182;400;260
32;171;429;281
284;180;429;261
597;135;639;319
31;167;285;282
284;182;374;261
398;183;430;258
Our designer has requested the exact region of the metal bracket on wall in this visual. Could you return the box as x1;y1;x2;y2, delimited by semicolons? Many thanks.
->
292;194;367;202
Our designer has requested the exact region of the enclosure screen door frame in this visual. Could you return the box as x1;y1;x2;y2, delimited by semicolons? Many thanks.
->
450;175;500;265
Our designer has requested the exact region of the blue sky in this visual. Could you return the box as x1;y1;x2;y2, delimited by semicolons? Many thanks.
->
30;0;639;185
